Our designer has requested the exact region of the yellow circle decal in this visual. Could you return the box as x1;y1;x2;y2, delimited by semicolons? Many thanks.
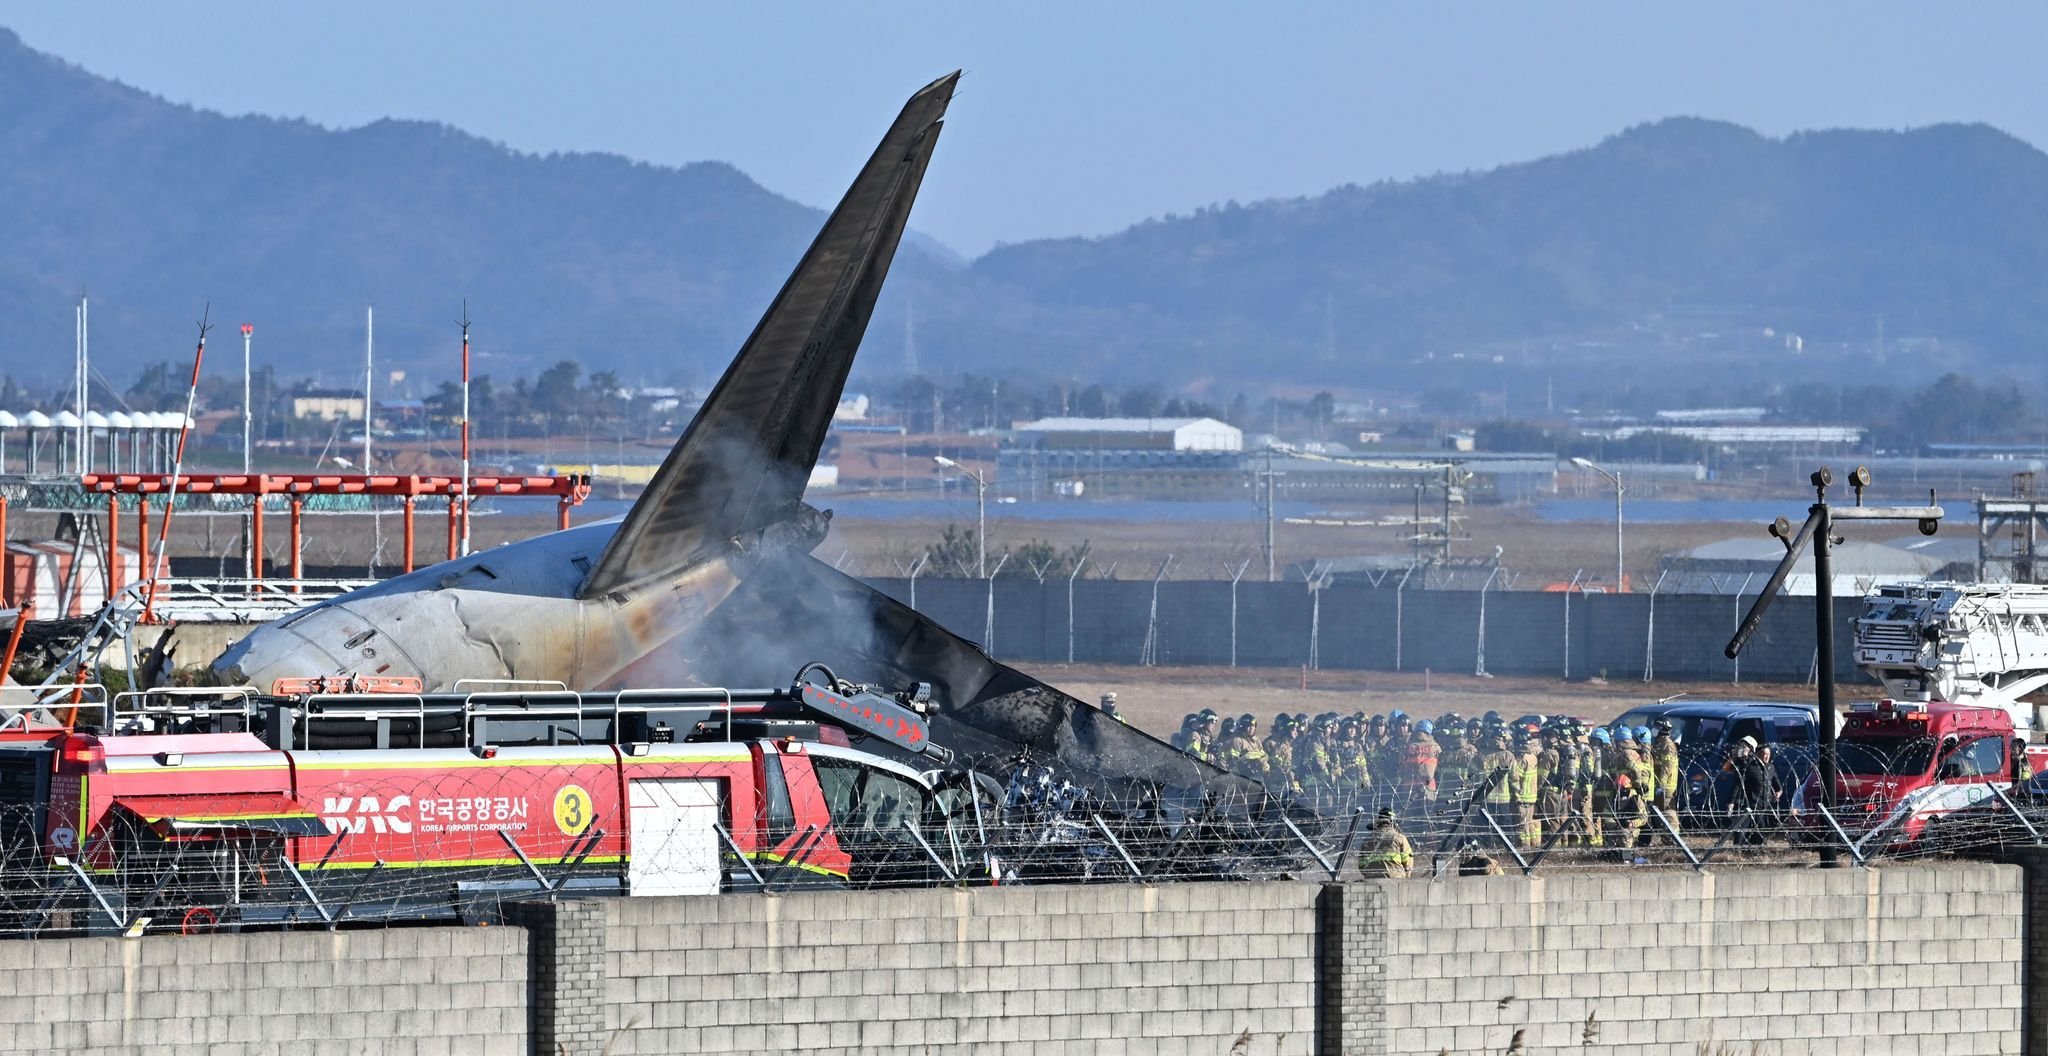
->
553;784;592;835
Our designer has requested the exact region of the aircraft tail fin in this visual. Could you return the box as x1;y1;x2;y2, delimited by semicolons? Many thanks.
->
579;71;957;599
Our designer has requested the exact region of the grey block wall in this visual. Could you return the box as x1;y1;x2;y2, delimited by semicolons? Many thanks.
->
0;863;2030;1055
1367;862;2023;1056
0;927;528;1056
602;882;1322;1056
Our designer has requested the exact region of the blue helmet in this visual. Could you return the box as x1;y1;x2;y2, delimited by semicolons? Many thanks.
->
1590;727;1612;745
1415;719;1435;735
1615;727;1636;743
1634;726;1652;744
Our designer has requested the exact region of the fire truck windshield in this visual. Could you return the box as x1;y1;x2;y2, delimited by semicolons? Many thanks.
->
1836;734;1935;777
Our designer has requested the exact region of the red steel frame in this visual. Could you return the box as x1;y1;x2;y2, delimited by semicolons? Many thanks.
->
80;472;592;581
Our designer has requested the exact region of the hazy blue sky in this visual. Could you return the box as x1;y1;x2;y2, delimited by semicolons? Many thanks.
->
9;4;2047;256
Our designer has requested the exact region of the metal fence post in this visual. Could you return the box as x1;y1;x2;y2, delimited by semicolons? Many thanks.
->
984;554;1009;655
1304;562;1326;671
1476;565;1502;678
1139;555;1173;666
1224;559;1250;668
1065;555;1087;663
1394;563;1416;671
1563;569;1583;680
1732;571;1755;684
907;553;927;610
1642;569;1669;682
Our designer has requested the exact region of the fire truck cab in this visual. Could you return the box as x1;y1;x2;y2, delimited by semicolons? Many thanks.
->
1810;699;2036;847
0;670;979;933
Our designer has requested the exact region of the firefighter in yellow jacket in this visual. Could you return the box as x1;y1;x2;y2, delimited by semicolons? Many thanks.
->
1650;720;1681;837
1361;808;1413;879
1510;731;1542;846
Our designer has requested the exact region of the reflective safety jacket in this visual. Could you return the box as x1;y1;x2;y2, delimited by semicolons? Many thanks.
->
1510;751;1541;805
1398;737;1441;791
1362;828;1414;879
1481;749;1517;802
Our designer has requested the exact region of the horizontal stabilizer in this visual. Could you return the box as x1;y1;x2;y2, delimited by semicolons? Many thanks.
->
579;72;958;599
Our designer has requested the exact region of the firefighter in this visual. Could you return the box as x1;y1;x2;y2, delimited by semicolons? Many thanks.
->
1196;710;1221;762
1536;723;1570;845
1211;717;1241;769
1334;716;1370;795
1379;712;1411;786
1363;714;1389;766
1650;720;1681;836
1633;726;1658;808
1436;721;1481;806
2016;735;2035;792
1297;715;1344;800
1510;730;1542;845
1170;714;1202;755
1098;692;1124;722
1583;726;1612;847
1396;719;1440;825
1361;808;1413;879
1265;714;1300;795
1564;722;1596;847
1610;727;1653;847
1480;728;1519;846
1609;771;1648;853
1225;713;1267;780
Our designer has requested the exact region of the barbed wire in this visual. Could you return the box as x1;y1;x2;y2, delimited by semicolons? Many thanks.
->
0;733;2036;939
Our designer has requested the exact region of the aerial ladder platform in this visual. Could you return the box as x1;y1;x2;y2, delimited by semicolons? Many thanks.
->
1855;582;2048;738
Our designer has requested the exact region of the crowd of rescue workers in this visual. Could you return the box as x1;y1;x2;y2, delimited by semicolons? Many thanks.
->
1151;703;1791;880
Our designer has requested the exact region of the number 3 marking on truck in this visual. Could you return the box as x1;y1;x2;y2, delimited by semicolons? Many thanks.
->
554;784;590;835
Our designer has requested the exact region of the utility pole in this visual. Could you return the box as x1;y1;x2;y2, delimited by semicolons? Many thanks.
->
79;295;89;472
459;303;472;557
1727;466;1942;868
241;323;254;473
363;305;374;474
1257;447;1281;582
935;456;987;577
1572;457;1624;590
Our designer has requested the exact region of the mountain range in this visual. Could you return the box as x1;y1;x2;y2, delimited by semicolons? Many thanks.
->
3;27;2044;396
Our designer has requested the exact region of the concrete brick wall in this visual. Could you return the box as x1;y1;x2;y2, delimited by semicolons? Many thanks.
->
1370;863;2023;1056
0;926;528;1056
602;882;1322;1056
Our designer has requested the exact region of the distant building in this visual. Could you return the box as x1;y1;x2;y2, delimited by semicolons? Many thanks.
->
1653;407;1767;424
1607;424;1864;446
1657;537;1944;595
291;392;366;422
1012;417;1243;452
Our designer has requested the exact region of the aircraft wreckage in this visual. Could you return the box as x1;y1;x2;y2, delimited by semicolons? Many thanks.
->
204;73;1309;876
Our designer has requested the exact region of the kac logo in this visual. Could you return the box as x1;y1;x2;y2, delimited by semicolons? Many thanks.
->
321;795;414;834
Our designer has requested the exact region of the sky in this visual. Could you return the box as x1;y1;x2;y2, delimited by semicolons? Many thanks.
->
8;4;2048;257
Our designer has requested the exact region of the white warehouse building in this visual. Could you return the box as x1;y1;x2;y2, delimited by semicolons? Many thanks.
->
1010;417;1243;452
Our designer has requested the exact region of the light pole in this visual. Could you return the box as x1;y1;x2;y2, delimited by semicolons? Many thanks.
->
1572;456;1624;591
240;323;254;473
934;455;987;577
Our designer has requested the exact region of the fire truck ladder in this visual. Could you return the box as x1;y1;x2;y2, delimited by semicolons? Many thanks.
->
120;663;949;763
1855;582;2048;734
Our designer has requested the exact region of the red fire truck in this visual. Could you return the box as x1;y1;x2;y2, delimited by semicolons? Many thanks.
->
1801;699;2046;850
0;667;980;933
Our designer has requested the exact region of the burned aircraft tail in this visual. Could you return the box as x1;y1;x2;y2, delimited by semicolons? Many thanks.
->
578;72;958;600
